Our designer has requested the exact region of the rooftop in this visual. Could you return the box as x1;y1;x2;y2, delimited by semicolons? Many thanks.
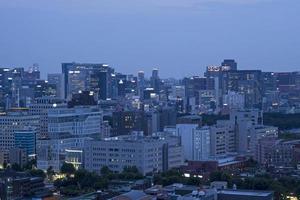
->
218;189;273;197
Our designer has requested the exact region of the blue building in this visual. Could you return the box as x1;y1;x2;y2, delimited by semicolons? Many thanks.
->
14;129;36;156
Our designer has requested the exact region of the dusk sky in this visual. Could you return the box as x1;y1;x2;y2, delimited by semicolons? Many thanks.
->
0;0;299;78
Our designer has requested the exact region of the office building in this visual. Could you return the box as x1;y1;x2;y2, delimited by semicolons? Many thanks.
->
14;128;37;156
221;59;237;71
150;68;160;93
84;135;183;175
47;73;65;99
137;71;145;98
223;91;245;110
62;62;114;100
84;136;164;175
37;106;103;171
255;138;300;167
47;106;102;138
210;123;235;158
37;133;91;171
0;110;40;151
176;124;211;161
29;97;67;138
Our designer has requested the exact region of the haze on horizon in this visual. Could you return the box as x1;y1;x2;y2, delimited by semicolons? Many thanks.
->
0;0;299;78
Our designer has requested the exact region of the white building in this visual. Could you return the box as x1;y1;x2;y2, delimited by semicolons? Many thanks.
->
170;85;185;99
47;106;102;137
223;91;245;110
0;111;40;151
176;124;210;161
84;136;164;175
47;73;65;99
249;125;278;154
37;134;92;171
29;97;67;138
210;123;236;159
229;109;263;154
36;106;104;171
84;134;183;175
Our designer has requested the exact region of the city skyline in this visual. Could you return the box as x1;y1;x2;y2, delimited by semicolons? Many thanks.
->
2;1;300;199
1;0;300;78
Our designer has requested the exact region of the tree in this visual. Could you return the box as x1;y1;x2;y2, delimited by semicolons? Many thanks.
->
253;178;270;190
270;181;287;200
29;169;46;178
47;166;55;181
11;163;22;171
123;166;139;173
94;179;108;190
209;171;232;183
120;166;143;180
23;159;37;170
100;166;112;176
2;161;7;169
61;162;76;175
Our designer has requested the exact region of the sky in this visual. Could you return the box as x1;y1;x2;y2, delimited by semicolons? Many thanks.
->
0;0;300;78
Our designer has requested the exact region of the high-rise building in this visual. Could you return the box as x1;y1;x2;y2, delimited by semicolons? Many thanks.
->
229;109;263;154
47;106;102;138
112;110;149;136
62;62;114;100
0;110;40;151
176;124;211;161
14;128;37;157
47;73;65;99
37;106;101;171
29;97;67;138
223;70;263;108
223;91;245;110
150;68;160;93
210;123;235;158
137;71;145;98
0;68;24;109
221;59;237;71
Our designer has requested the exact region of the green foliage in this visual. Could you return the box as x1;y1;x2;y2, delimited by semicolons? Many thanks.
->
202;114;229;126
60;185;80;196
94;179;109;190
55;168;109;196
100;166;113;176
153;169;203;186
123;166;139;173
207;171;300;198
11;163;22;171
199;113;300;130
23;159;37;170
47;166;55;180
2;161;7;169
244;158;258;168
29;169;46;178
279;132;300;140
118;166;143;180
60;162;76;175
209;171;232;183
264;113;300;130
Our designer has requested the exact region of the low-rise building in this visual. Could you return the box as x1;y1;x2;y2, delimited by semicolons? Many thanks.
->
84;135;183;175
218;189;274;200
256;138;300;167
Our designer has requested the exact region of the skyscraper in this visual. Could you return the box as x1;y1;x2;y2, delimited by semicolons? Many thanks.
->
47;73;65;99
137;71;145;98
221;59;237;71
151;68;160;93
61;62;114;100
